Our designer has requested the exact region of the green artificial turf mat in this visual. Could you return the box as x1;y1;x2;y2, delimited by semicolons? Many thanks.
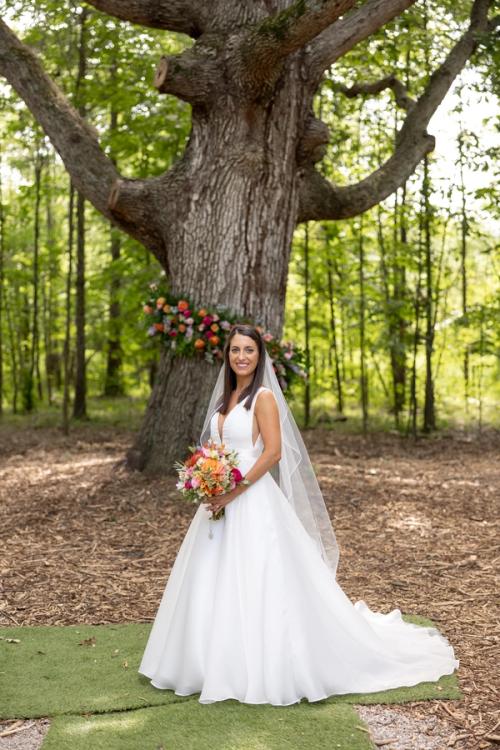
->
0;614;460;721
40;701;374;750
0;623;194;719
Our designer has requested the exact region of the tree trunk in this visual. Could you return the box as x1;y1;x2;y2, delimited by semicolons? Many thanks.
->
103;227;125;397
422;155;436;433
358;215;368;434
0;153;4;416
72;10;89;420
458;127;470;418
303;223;311;428
127;63;312;473
103;59;125;398
62;183;75;435
72;190;87;418
326;252;343;414
25;154;43;412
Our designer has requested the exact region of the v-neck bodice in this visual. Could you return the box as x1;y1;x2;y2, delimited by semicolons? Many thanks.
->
210;386;268;457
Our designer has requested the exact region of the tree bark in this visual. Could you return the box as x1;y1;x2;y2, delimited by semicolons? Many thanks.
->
128;56;313;472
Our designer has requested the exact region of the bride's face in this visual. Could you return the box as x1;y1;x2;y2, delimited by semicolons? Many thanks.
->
229;333;260;378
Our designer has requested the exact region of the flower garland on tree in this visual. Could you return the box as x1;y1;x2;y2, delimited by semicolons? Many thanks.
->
143;281;306;391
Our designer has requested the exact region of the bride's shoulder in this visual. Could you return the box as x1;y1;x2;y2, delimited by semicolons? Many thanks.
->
254;386;278;408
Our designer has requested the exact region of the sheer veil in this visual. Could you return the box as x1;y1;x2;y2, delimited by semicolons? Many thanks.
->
199;349;340;579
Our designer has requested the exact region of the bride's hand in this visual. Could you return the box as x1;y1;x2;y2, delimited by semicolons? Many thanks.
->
204;489;238;514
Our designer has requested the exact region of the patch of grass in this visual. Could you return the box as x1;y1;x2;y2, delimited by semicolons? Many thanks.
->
41;701;374;750
0;395;148;433
0;616;460;722
0;623;192;720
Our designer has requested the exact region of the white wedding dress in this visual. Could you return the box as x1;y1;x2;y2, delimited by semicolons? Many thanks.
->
138;386;459;705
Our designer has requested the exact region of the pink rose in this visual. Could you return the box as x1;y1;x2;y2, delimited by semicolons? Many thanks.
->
184;479;192;489
231;467;243;482
202;315;213;326
183;309;192;318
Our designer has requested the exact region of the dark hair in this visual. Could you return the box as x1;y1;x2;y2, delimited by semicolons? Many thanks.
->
217;324;266;414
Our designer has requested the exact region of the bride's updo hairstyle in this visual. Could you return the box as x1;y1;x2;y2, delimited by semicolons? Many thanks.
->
218;324;266;415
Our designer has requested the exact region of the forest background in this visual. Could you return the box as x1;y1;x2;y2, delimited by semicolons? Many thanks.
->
0;0;498;442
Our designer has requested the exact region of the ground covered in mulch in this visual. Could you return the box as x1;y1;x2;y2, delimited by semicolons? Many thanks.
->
0;422;498;749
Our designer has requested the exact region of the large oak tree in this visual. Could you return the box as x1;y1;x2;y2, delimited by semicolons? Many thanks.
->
0;0;496;473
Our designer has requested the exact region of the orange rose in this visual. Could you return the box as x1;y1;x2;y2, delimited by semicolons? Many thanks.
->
178;323;186;333
143;305;153;314
154;323;164;332
163;304;171;313
210;323;219;332
198;308;207;317
209;335;220;345
177;300;189;311
194;338;206;349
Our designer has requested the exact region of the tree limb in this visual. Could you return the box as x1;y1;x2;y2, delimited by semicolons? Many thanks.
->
154;35;224;103
237;0;357;99
308;0;418;85
254;0;357;58
84;0;205;37
336;75;416;111
299;0;494;221
0;17;165;257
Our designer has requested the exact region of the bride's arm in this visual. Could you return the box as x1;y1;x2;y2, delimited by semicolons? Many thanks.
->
205;390;281;511
242;390;282;485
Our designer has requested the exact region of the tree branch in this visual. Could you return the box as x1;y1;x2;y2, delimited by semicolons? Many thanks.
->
299;0;494;221
84;0;205;37
254;0;357;58
308;0;418;85
336;75;416;111
154;35;224;104
236;0;356;99
0;17;164;257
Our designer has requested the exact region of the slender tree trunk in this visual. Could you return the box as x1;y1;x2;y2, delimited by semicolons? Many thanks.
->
358;215;368;434
103;57;125;397
103;226;125;396
0;154;4;416
393;181;408;425
43;158;61;405
303;223;311;428
457;128;470;418
62;184;75;434
422;155;436;432
25;153;43;412
326;252;343;414
407;190;425;438
72;10;88;419
73;191;87;418
5;288;19;413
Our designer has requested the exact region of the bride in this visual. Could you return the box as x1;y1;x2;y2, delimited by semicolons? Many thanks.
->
138;323;459;705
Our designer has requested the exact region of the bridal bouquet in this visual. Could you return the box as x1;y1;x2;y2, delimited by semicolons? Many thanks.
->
174;439;249;521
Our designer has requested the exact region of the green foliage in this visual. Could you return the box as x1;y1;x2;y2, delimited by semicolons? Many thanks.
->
0;0;498;432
